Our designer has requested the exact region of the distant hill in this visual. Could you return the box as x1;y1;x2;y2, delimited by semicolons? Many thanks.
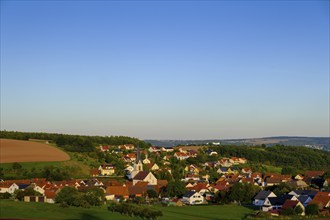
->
145;136;330;151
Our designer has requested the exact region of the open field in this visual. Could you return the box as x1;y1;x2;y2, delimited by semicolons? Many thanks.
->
0;139;70;163
0;200;253;220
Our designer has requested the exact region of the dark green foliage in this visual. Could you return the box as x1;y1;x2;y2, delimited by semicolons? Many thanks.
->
12;162;22;170
294;205;303;215
164;180;186;197
212;145;330;170
0;130;151;153
266;183;294;197
146;189;158;198
228;182;260;204
154;170;172;182
305;204;319;215
0;192;11;199
281;207;295;216
281;166;297;176
14;188;41;201
55;186;104;208
55;187;79;205
108;203;163;220
42;166;70;181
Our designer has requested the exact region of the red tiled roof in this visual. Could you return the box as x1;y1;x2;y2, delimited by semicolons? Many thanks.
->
305;171;325;178
157;180;168;188
310;192;330;208
282;200;299;210
44;190;57;199
128;185;147;196
106;186;129;197
133;171;149;180
191;183;208;192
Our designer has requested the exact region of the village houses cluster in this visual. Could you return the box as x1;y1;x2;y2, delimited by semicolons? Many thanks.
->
1;144;329;217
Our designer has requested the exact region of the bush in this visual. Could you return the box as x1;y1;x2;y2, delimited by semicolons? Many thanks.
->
306;204;319;216
281;207;295;216
0;192;11;199
107;203;163;219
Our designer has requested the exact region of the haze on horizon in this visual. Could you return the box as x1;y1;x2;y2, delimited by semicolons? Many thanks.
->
1;1;329;140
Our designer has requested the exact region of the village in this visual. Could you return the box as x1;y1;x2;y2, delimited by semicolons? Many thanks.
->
1;143;329;218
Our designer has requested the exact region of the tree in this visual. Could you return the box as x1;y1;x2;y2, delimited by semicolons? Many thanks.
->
281;208;295;216
84;187;105;206
228;182;260;204
294;205;303;215
147;189;158;199
14;188;41;201
12;162;22;170
266;182;294;197
281;166;297;176
305;204;319;216
55;187;79;205
165;180;186;197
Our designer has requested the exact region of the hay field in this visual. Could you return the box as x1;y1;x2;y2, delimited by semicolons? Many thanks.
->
0;139;70;163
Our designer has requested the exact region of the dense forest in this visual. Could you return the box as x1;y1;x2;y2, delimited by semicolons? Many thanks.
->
211;145;330;170
0;130;151;152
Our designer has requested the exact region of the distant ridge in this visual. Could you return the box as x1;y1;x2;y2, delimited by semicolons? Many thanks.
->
145;136;330;151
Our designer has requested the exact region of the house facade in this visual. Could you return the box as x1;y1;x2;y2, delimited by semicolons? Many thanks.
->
182;191;204;205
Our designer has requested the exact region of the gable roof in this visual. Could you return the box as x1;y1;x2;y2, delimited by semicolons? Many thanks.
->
133;171;149;180
270;195;296;206
309;192;330;208
157;180;168;188
305;170;325;178
282;200;299;210
298;195;311;204
106;186;129;197
254;191;274;200
292;190;318;198
128;185;147;196
44;190;57;199
183;191;198;198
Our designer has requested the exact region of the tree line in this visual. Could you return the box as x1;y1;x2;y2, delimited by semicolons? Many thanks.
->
0;130;151;152
211;145;330;170
108;202;163;220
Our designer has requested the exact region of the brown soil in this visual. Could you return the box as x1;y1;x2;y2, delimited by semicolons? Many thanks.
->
0;139;70;163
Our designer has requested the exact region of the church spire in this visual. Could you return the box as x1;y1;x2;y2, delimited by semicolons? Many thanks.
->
136;143;141;164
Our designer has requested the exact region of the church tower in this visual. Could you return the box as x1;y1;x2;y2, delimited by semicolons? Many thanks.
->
131;144;143;178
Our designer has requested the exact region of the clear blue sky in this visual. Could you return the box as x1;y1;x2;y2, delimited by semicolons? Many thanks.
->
1;1;329;139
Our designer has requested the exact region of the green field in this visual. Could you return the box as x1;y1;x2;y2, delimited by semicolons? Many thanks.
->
0;200;253;220
0;150;98;179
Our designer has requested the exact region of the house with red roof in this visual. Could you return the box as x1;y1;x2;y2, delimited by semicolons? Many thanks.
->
309;192;330;209
0;182;19;194
281;200;305;215
98;164;116;176
106;185;129;201
174;152;190;160
99;145;110;152
305;171;325;179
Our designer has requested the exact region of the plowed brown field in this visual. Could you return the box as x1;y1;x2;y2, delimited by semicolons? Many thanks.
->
0;139;70;163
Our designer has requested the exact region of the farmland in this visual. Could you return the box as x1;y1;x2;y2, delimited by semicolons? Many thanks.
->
0;200;253;220
0;139;70;163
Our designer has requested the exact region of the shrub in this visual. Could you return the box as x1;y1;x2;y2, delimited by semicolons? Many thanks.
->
306;204;319;216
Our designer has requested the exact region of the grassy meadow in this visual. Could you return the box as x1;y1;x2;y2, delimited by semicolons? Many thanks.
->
0;200;253;220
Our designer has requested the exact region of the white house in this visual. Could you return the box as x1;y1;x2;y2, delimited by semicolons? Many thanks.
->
161;147;174;152
0;182;19;194
125;165;134;172
174;152;190;160
132;171;157;186
253;191;277;206
182;191;204;205
98;164;116;176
